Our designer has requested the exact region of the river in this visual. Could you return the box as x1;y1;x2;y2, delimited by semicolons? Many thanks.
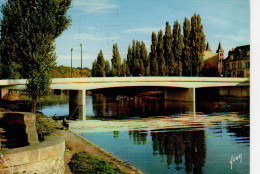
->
37;88;249;174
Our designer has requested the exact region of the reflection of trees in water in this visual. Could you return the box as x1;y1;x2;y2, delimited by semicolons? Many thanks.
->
151;130;206;173
227;124;249;144
113;131;119;139
129;131;148;145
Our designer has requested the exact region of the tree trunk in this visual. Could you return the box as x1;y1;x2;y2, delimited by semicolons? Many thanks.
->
31;99;37;114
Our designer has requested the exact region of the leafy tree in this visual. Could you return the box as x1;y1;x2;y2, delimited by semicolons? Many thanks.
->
91;60;98;77
163;21;174;75
157;30;166;76
172;20;183;76
150;32;159;76
121;58;127;76
201;61;219;77
131;40;137;74
111;43;121;76
126;45;132;76
190;13;206;76
140;41;150;76
104;60;111;77
182;17;192;76
0;0;72;113
96;50;106;77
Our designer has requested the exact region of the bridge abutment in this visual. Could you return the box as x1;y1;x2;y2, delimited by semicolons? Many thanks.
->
69;90;86;120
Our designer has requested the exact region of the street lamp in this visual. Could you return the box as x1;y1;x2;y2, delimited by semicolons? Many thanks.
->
80;43;82;77
71;48;73;78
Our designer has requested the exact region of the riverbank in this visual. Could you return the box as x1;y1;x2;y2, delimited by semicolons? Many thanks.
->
54;128;142;174
37;114;142;174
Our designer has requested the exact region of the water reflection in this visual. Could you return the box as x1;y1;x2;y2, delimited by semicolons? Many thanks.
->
129;131;148;145
37;89;249;120
151;129;206;173
91;91;249;119
82;122;249;174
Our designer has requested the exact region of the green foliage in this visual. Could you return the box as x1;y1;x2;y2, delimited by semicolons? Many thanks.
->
111;43;121;76
190;13;206;76
182;17;192;76
126;45;133;76
89;14;206;77
35;113;54;142
51;65;91;78
172;20;183;76
157;30;166;76
140;41;150;76
150;32;159;76
201;61;219;77
0;0;72;113
105;60;111;77
92;50;106;77
69;152;126;174
163;21;174;75
120;58;127;76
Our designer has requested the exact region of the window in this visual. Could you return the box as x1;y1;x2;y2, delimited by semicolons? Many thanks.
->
230;55;234;60
246;62;250;68
232;63;236;70
246;51;250;57
237;71;244;77
226;63;230;70
238;62;242;69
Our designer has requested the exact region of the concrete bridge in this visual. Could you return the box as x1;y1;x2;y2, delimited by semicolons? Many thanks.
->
0;77;250;118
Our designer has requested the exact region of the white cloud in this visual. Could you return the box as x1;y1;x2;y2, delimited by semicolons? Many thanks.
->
73;0;117;14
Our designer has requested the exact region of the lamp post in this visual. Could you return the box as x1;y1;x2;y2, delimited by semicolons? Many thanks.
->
71;48;73;78
80;43;82;77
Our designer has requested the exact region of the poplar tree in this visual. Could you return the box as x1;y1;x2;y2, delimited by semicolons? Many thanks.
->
121;58;127;76
0;0;71;113
182;17;192;76
140;41;150;76
92;60;98;77
104;60;111;77
163;21;174;75
150;32;159;76
131;40;137;75
172;20;183;76
96;50;106;77
157;30;166;76
126;45;132;76
111;43;121;76
190;14;205;76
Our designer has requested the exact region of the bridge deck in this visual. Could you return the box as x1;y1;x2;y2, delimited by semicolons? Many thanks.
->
0;77;250;90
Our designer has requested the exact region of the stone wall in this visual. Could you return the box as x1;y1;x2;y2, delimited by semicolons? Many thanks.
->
0;112;39;148
0;136;65;174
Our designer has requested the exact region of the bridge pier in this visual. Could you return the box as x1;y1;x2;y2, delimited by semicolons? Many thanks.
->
164;87;196;116
69;90;86;120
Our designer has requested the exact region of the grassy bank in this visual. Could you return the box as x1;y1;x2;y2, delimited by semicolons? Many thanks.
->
33;112;141;174
69;152;126;174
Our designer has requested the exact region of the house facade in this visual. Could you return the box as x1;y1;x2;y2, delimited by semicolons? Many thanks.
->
223;45;250;78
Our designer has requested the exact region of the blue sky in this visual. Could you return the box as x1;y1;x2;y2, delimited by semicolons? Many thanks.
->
0;0;251;68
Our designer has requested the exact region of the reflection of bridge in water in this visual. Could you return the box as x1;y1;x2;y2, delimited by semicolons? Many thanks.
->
0;77;249;118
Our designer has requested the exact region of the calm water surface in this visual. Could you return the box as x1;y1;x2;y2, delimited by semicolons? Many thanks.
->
37;89;249;173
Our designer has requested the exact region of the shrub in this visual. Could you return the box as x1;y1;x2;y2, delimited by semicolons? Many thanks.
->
35;113;54;141
69;152;125;174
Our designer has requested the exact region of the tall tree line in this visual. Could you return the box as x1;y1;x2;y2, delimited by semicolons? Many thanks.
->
92;13;205;77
